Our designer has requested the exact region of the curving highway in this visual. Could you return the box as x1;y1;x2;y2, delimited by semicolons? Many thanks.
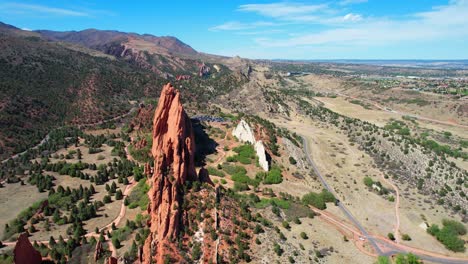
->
301;135;468;264
301;136;383;255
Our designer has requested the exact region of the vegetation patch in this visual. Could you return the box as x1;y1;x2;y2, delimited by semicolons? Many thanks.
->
227;144;255;164
302;189;336;210
256;166;283;185
427;219;466;252
127;179;150;210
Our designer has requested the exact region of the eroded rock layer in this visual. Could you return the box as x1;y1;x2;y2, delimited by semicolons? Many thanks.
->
143;83;197;263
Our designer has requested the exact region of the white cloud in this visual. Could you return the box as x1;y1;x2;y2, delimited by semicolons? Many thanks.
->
339;0;368;6
236;29;284;35
238;2;328;20
254;0;468;48
0;3;89;16
227;2;363;24
209;21;277;31
342;13;363;22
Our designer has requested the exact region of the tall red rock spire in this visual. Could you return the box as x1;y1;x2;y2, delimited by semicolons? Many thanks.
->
143;83;197;263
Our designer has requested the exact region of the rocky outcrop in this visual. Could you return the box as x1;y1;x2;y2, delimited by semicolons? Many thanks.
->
131;104;155;131
254;141;269;172
94;240;103;261
233;120;256;144
144;162;152;177
13;233;41;264
143;83;199;263
240;65;252;78
233;120;269;171
199;167;214;186
282;137;308;171
198;62;210;77
176;75;191;81
104;256;118;264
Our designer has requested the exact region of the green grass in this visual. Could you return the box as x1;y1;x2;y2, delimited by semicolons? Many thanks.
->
302;189;336;210
255;198;291;209
227;144;256;164
256;166;283;185
127;179;150;210
207;166;225;177
222;163;247;175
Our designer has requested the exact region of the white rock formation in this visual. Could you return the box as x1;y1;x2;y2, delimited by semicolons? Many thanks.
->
233;119;269;171
233;120;255;144
254;140;269;171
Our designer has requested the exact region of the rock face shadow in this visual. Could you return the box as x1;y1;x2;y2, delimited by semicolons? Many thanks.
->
191;119;218;167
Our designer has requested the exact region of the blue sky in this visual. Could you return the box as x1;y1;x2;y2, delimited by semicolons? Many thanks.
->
0;0;467;59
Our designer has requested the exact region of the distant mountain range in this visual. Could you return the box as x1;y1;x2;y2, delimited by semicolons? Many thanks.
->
0;21;246;159
36;28;198;57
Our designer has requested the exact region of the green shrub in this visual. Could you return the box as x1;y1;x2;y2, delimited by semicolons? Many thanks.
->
289;157;297;165
402;234;411;241
263;167;283;184
363;176;374;187
128;179;150;210
302;189;335;210
427;219;466;252
207;167;225;177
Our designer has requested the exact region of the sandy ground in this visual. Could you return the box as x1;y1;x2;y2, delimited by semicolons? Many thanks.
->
46;140;117;166
314;96;468;140
0;182;48;239
268;112;468;258
315;96;400;127
26;173;126;242
287;217;375;264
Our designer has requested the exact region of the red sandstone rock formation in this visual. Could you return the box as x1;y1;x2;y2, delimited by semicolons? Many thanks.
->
13;233;41;264
94;240;103;261
134;137;147;149
198;62;210;77
142;83;198;263
199;167;214;186
144;162;152;177
131;104;155;131
176;75;191;81
105;256;118;264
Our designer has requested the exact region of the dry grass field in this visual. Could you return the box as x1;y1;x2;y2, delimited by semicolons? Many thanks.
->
0;182;48;240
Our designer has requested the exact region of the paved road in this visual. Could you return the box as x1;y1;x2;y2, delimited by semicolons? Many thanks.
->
301;136;383;255
302;135;468;264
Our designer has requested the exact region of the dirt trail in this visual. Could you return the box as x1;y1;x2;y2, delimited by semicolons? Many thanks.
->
379;175;401;243
301;133;468;263
2;141;138;259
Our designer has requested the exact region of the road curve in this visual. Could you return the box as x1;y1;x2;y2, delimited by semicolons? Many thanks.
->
301;135;383;255
302;135;468;264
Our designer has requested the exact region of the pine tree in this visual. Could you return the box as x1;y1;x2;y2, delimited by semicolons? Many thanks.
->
115;189;123;200
49;236;56;246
